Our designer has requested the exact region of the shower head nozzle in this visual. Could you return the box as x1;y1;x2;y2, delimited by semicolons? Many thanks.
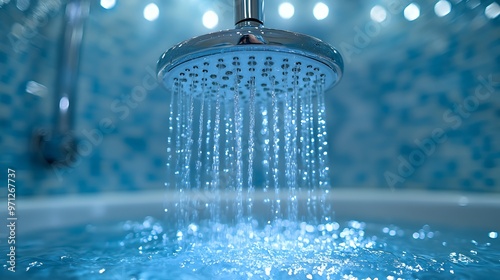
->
157;1;343;102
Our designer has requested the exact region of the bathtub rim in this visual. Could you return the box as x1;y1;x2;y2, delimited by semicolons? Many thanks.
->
2;189;500;234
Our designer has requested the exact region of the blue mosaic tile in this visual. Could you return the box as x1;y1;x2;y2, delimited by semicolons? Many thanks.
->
0;50;7;64
123;137;147;152
0;93;12;104
483;136;493;152
146;172;157;182
483;157;496;169
0;0;499;197
472;147;482;160
460;179;473;189
446;161;458;173
1;68;14;84
90;158;101;177
91;77;102;92
354;172;368;184
152;156;163;168
484;178;496;187
112;161;120;172
472;170;484;180
122;66;134;76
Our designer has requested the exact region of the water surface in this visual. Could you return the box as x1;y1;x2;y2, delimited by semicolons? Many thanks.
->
2;217;499;279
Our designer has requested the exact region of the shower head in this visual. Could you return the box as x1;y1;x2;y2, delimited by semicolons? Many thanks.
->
157;0;343;102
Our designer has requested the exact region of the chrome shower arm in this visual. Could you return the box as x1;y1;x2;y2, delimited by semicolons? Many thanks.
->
234;0;264;26
56;0;89;135
34;0;90;167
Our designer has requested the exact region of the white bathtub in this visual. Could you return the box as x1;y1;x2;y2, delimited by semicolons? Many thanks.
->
4;189;500;234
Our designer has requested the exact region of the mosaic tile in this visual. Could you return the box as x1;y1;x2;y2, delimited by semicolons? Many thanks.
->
0;0;498;196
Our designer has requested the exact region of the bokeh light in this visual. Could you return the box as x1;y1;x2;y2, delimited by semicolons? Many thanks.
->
143;3;159;21
278;2;295;19
404;3;420;21
370;5;387;23
100;0;116;10
202;10;219;29
434;0;451;17
485;2;500;19
313;2;329;20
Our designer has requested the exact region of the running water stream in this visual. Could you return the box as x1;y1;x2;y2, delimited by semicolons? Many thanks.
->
164;55;333;236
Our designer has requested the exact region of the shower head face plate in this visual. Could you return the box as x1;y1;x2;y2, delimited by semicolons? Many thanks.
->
157;27;343;102
164;50;337;103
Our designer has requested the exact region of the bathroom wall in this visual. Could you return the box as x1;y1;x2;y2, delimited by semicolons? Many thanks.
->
1;0;499;197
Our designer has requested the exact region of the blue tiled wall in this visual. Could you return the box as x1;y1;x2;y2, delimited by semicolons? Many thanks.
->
0;0;499;197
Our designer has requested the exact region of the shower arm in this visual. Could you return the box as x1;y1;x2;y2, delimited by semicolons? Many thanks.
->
56;0;89;135
35;0;90;166
234;0;264;27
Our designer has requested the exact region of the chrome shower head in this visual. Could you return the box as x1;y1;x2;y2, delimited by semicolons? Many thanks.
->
157;0;343;102
160;1;339;223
